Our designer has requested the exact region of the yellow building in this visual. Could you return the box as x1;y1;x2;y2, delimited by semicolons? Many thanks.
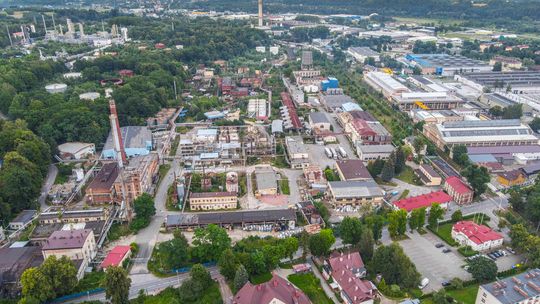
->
189;192;238;211
497;170;526;187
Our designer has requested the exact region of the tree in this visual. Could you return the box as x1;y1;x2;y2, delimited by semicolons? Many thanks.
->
130;193;156;231
451;210;463;222
509;224;529;251
364;214;384;241
529;117;540;133
452;145;469;167
433;289;453;304
428;203;445;228
502;104;523;119
367;158;385;177
156;232;190;270
388;209;407;237
105;266;131;304
489;106;504;117
20;268;53;302
358;229;375;261
381;157;395;182
234;265;249;291
394;147;406;174
492;61;502;72
340;217;363;245
461;165;490;197
409;208;426;231
192;224;232;262
298;230;310;257
309;229;335;256
39;256;78;297
468;256;498;282
283;237;299;260
179;264;213;302
218;249;238;281
372;243;421;289
412;137;425;155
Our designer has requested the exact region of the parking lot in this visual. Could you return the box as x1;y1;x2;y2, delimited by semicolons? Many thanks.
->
400;231;471;292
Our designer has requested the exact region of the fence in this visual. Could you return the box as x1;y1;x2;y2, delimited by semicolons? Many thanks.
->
169;261;216;274
48;287;105;303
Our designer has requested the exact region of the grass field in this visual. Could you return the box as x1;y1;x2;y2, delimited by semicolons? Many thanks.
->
288;273;333;304
447;284;479;304
74;271;105;292
107;223;133;242
396;166;422;186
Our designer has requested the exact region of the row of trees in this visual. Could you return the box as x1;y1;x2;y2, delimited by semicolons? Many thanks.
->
451;145;491;197
387;203;445;237
367;146;407;182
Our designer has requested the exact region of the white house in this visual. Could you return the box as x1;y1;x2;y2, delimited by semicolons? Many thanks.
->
451;221;503;251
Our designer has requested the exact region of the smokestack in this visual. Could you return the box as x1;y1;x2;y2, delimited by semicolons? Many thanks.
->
258;0;263;27
108;99;128;167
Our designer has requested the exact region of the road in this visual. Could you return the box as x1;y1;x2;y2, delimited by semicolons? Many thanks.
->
38;164;58;211
68;268;219;303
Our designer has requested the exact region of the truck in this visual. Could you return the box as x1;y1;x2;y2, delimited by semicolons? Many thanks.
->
338;147;347;158
324;147;333;159
330;148;338;159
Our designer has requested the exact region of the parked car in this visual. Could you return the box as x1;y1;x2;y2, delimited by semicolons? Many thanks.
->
442;281;451;287
443;248;451;253
435;243;444;248
419;278;430;289
507;247;516;254
488;253;497;260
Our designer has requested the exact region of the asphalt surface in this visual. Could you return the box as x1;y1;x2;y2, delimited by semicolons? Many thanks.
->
39;164;58;210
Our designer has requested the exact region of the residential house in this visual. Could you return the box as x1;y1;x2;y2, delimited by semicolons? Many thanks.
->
443;176;474;205
233;273;310;304
452;221;503;251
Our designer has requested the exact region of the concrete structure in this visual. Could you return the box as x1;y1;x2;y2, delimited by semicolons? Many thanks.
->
57;142;96;160
489;56;522;70
309;112;331;131
285;136;309;169
410;109;463;124
247;99;268;119
328;180;384;206
301;50;313;68
423;120;539;150
475;269;540;304
320;93;356;111
226;172;239;193
356;144;395;161
345;118;392;145
348;47;380;63
393;191;452;213
255;168;278;196
42;229;97;279
336;160;372;181
113;153;159;204
100;245;131;269
8;210;36;230
233;273;310;304
364;72;410;99
38;208;107;225
452;221;503;251
189;192;237;211
443;176;474;205
303;164;326;185
102;126;152;160
404;54;491;76
415;164;442;186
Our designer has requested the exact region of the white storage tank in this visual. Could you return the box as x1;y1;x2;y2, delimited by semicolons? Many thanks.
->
45;83;68;93
79;92;100;101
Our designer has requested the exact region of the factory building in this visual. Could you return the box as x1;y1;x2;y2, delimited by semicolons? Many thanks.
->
364;71;410;99
423;119;539;149
348;47;380;63
391;91;464;111
404;54;491;76
102;126;153;160
455;71;540;94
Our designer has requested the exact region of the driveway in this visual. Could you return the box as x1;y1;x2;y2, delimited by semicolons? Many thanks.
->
399;231;471;292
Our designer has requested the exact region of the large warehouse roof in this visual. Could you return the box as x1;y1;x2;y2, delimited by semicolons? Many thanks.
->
165;209;296;227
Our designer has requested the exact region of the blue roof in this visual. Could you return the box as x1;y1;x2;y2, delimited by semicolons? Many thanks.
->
341;102;363;112
468;154;498;163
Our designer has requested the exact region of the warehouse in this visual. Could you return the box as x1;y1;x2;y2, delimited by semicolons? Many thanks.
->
404;54;491;76
364;71;410;99
455;71;540;94
164;209;296;230
102;126;153;159
423;119;539;149
391;91;464;111
348;47;380;63
327;180;384;206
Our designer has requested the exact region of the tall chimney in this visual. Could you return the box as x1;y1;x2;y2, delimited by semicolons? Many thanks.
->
258;0;263;27
109;99;127;167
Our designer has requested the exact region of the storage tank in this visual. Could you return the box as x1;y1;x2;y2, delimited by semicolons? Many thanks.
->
79;92;101;101
45;83;68;93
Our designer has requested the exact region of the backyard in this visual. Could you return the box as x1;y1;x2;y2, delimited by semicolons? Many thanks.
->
395;166;422;186
287;273;333;304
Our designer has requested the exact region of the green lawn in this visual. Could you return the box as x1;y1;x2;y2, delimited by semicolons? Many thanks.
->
74;271;105;292
398;189;410;200
458;246;478;257
288;273;333;304
447;284;479;304
279;178;290;195
54;163;74;184
396;166;422;185
169;136;180;156
107;223;133;242
136;283;222;304
429;213;491;248
158;164;171;184
250;272;273;284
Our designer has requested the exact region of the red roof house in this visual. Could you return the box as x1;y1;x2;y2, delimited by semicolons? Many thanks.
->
100;245;132;269
393;191;452;212
327;251;376;304
443;176;474;205
233;273;310;304
451;221;503;251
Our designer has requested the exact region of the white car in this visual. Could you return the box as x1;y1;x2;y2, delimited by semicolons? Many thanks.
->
419;278;430;289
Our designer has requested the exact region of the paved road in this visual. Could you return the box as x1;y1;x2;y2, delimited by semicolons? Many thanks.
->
216;274;233;304
68;268;219;303
39;164;58;211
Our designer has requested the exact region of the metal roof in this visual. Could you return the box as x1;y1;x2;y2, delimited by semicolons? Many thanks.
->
165;209;296;227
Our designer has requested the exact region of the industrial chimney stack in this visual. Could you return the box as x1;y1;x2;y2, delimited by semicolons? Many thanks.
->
258;0;263;27
108;99;128;167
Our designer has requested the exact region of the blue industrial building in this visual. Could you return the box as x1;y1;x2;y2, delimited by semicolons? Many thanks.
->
321;77;339;91
102;126;153;160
